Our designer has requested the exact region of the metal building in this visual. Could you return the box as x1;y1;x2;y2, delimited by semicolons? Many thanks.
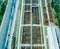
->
0;0;60;49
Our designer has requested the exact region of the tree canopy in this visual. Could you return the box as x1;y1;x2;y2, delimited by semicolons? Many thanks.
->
0;0;8;25
51;0;60;28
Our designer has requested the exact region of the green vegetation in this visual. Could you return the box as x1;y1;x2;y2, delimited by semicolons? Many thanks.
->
0;0;8;25
51;0;60;28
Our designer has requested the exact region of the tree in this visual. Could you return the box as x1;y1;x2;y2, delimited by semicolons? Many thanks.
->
0;0;8;25
51;0;60;28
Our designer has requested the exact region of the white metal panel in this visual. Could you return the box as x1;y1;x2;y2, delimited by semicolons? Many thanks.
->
47;26;59;49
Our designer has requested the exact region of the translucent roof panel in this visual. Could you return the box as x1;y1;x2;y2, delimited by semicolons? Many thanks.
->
22;26;31;44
